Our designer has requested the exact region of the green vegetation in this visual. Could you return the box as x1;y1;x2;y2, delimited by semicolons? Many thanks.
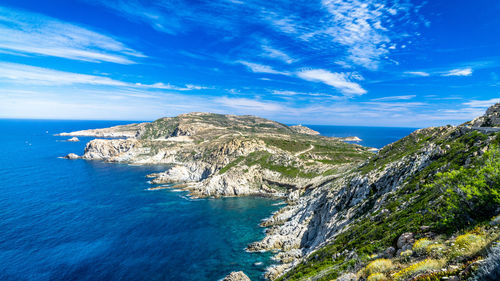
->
426;146;500;231
278;129;500;281
262;137;310;153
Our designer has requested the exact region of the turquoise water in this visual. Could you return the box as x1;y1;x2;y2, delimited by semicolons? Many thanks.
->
0;120;279;281
0;120;415;280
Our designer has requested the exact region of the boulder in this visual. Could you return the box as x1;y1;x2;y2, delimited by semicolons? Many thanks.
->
397;232;415;249
222;271;251;281
383;246;396;258
64;153;79;160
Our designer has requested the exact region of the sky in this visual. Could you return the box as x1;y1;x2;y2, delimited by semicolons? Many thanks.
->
0;0;499;127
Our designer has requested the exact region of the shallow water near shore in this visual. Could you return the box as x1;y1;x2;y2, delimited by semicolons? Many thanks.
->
0;119;415;281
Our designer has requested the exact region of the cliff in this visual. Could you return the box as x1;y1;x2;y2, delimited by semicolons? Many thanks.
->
257;104;500;280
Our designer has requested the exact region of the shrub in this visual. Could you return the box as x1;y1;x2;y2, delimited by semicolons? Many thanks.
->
427;146;500;230
399;249;413;262
413;238;433;255
367;272;388;281
365;259;393;275
451;233;487;258
426;243;446;258
393;259;443;280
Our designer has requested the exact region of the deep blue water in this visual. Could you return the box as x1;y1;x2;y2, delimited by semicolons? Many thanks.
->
307;125;418;148
0;120;280;281
0;120;415;281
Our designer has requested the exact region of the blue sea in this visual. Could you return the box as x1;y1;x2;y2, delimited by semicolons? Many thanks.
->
0;120;416;281
307;125;417;148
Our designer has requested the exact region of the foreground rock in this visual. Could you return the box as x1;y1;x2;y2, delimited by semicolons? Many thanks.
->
222;271;251;281
63;113;372;198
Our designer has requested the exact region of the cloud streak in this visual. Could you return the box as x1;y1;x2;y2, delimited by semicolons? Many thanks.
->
296;69;366;96
0;62;206;90
237;61;291;75
0;6;144;64
442;67;473;76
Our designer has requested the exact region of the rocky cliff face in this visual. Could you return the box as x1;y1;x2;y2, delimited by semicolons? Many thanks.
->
260;105;500;281
63;113;372;198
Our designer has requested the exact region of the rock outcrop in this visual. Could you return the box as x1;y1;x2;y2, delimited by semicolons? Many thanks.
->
289;125;320;135
64;153;80;159
468;102;500;127
222;271;251;281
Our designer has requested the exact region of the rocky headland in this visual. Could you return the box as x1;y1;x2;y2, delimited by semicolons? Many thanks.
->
60;105;500;280
61;112;372;198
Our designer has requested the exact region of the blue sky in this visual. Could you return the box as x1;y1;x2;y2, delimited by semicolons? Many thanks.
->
0;0;499;126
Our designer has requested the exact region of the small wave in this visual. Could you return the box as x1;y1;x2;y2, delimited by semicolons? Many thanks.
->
272;201;286;206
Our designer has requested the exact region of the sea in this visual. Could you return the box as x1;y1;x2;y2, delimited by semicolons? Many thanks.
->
0;119;417;281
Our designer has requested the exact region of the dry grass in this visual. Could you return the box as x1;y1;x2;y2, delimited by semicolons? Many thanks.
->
451;233;487;258
393;259;444;280
413;238;433;256
366;272;388;281
364;259;393;275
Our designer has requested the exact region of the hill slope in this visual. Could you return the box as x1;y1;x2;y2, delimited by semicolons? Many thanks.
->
61;113;372;198
255;104;500;280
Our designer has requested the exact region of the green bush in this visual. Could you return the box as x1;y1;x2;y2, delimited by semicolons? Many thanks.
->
413;238;433;256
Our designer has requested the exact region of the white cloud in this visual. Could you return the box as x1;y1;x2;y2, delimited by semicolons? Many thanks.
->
442;68;473;77
237;60;291;75
371;95;416;101
261;45;296;64
216;97;283;112
463;98;500;108
0;6;144;64
0;62;206;91
296;69;366;96
89;0;424;70
405;71;430;77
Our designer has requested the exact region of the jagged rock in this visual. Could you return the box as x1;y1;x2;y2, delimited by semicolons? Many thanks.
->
67;137;79;142
335;273;357;281
222;271;250;281
64;153;79;159
468;103;500;127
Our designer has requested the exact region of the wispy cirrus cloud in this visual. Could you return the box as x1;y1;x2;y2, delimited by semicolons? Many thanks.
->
216;97;284;112
442;67;473;76
405;71;430;77
371;95;416;101
0;6;144;64
0;62;206;90
296;69;366;96
87;0;425;70
261;44;296;64
463;98;500;108
237;60;291;75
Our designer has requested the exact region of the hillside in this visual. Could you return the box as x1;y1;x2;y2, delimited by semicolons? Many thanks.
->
254;104;500;281
60;112;372;198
